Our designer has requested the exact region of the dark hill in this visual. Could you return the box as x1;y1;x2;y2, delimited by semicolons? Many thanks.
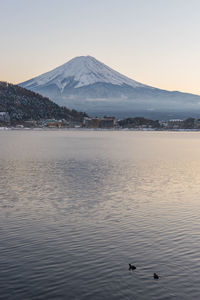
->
0;81;87;121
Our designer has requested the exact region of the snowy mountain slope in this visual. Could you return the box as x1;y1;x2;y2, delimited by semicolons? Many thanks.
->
21;56;149;91
19;56;200;118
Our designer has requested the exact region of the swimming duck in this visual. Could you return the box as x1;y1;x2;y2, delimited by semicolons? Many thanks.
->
129;264;136;270
153;273;159;279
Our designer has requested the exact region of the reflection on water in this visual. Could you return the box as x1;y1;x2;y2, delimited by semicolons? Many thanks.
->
1;131;200;299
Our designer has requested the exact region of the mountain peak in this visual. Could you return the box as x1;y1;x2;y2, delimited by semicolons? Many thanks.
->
19;56;200;119
21;55;146;91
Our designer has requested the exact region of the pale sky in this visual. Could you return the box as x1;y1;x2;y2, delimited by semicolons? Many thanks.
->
1;0;200;94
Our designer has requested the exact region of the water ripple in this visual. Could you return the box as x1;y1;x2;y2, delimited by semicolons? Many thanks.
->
1;131;200;299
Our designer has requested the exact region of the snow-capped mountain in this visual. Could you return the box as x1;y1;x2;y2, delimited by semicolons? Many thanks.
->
20;56;200;118
22;55;148;90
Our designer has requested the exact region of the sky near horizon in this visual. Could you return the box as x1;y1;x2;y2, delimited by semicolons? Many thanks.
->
1;0;200;94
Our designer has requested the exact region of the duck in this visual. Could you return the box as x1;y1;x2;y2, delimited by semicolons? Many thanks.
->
153;273;159;279
129;264;136;270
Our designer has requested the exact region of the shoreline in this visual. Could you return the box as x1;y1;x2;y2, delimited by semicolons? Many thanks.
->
0;127;200;132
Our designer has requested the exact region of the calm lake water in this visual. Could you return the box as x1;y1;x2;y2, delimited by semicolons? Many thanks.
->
1;130;200;299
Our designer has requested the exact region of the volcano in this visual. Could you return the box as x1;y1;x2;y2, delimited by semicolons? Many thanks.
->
20;56;200;119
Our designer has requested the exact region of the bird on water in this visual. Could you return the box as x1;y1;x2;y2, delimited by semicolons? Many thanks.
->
153;273;159;279
129;264;136;270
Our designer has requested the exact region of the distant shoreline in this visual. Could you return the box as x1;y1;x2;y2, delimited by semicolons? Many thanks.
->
1;127;200;132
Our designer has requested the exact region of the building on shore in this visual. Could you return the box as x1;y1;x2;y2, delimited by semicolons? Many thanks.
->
44;119;62;128
24;120;37;127
83;117;100;128
99;117;115;128
83;117;115;128
167;119;183;129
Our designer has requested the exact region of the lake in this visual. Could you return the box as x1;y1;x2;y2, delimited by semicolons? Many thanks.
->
1;130;200;299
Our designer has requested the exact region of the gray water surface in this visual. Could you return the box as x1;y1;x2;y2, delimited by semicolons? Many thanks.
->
1;130;200;299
